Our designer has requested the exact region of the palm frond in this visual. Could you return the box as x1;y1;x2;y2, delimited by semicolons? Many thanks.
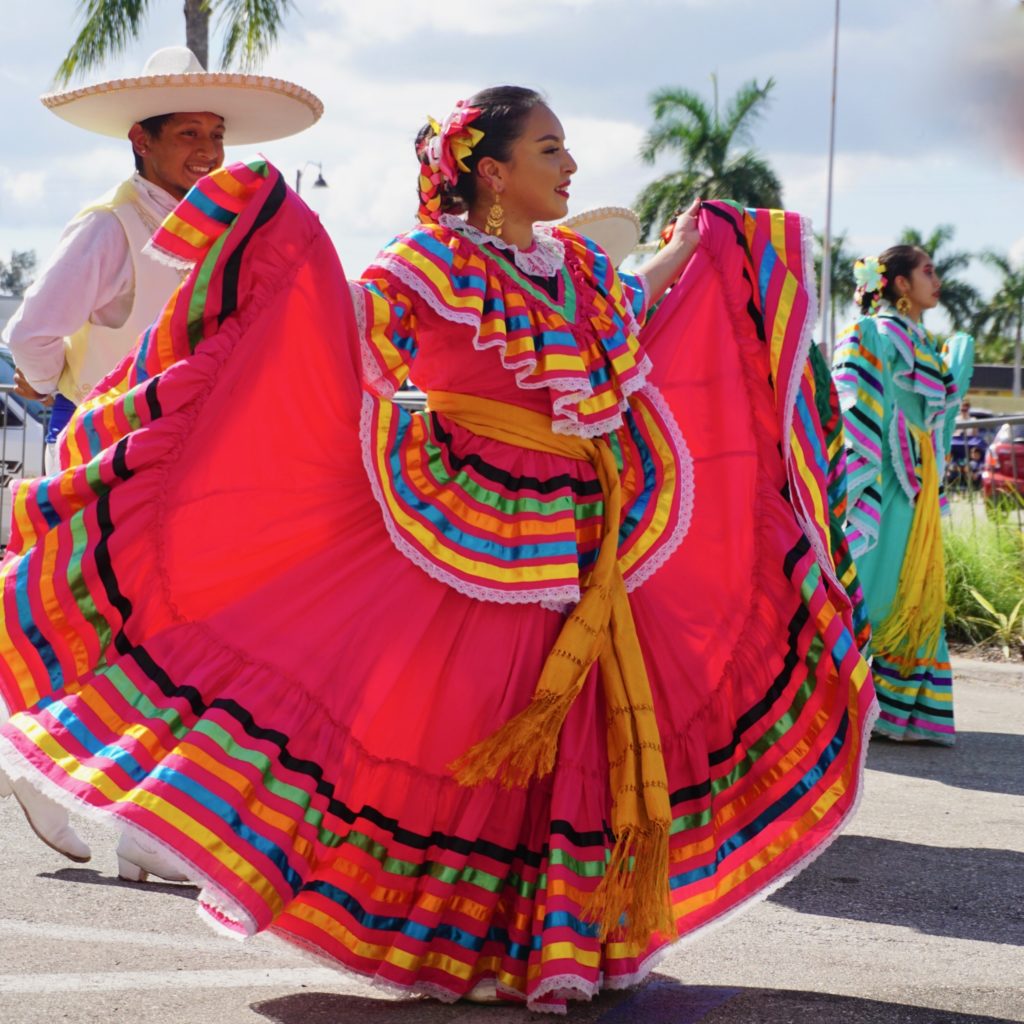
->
639;120;708;165
815;231;858;307
647;87;713;135
215;0;294;70
636;78;782;238
55;0;153;85
981;249;1015;278
718;151;783;208
721;78;775;144
635;172;699;239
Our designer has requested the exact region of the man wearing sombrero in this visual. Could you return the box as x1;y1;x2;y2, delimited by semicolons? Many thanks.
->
0;44;321;879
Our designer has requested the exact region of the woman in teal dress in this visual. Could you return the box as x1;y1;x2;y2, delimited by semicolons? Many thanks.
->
832;246;974;744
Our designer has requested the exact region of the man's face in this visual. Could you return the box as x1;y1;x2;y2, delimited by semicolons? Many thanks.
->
131;112;226;200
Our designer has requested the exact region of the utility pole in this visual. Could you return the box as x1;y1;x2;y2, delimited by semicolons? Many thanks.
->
820;0;841;358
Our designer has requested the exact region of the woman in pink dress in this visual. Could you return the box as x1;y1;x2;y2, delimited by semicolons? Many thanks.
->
0;86;875;1012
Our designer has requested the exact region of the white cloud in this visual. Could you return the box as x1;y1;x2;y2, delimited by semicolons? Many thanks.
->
3;0;1023;310
317;0;600;42
1009;236;1024;271
4;171;46;206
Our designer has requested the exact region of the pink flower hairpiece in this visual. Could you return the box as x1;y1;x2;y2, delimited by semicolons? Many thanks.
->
424;100;485;185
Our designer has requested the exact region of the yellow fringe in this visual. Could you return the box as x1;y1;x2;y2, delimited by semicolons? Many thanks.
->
431;390;673;948
580;824;674;946
873;425;946;676
449;686;582;788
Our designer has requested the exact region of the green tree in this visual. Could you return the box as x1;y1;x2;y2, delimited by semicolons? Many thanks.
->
975;252;1024;396
0;250;37;297
898;225;980;329
56;0;296;84
814;230;857;354
636;76;783;239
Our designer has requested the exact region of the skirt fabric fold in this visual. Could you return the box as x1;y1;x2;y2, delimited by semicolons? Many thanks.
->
0;167;875;1012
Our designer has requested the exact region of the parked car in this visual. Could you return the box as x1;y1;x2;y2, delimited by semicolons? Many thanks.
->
0;346;50;549
981;421;1024;506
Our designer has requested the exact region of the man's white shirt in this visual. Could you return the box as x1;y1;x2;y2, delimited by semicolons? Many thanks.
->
3;174;178;394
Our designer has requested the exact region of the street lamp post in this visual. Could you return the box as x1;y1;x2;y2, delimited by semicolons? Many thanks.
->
295;161;328;195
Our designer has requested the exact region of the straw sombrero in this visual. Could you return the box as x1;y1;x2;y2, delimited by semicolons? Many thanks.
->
560;206;642;266
41;46;322;145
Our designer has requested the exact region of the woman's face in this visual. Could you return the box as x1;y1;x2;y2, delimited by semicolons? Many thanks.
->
485;104;578;224
898;252;942;312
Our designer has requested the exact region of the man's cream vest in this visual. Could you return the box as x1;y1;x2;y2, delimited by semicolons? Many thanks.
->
58;178;183;403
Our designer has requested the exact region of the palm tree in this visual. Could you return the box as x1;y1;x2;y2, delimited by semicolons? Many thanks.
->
0;250;37;298
975;252;1024;397
898;225;980;329
56;0;295;84
814;231;857;354
635;76;783;239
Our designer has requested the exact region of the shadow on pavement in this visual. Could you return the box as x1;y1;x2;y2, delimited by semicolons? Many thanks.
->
867;731;1024;797
39;866;199;900
253;985;645;1023
769;834;1024;945
695;987;1019;1024
252;980;1019;1023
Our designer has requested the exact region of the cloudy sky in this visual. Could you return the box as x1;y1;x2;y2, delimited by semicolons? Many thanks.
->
2;0;1023;329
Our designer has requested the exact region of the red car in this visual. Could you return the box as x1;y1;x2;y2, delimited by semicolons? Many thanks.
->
981;421;1024;503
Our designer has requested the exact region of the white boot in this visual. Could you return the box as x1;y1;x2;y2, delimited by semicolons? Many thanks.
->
464;978;501;1004
116;831;190;883
8;775;91;863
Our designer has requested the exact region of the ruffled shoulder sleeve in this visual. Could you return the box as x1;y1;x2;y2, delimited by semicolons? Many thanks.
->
832;316;886;555
552;226;649;331
942;330;975;406
352;224;486;396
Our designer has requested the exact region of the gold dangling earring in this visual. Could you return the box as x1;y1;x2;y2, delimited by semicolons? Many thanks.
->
896;293;913;317
485;191;505;238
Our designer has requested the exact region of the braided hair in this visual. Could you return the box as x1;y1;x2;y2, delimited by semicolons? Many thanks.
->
415;86;544;223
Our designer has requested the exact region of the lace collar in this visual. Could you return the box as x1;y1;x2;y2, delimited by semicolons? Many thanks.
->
439;214;565;277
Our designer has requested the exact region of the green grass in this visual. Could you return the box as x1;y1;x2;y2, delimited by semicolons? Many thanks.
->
945;502;1024;654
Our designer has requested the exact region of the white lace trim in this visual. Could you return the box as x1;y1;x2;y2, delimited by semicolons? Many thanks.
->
889;409;920;503
359;391;582;607
783;211;842;593
440;213;565;277
0;601;881;1017
622;384;695;593
348;281;397;399
142;238;197;274
878;310;951;431
373;241;653;441
373;253;481;328
597;692;880;1000
847;500;880;561
470;329;654;439
0;734;259;940
622;272;649;338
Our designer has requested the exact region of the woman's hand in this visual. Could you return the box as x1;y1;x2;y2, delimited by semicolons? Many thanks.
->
663;198;701;259
13;368;53;404
637;198;702;302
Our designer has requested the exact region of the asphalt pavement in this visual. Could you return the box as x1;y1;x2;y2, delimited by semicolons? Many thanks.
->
1;656;1021;1024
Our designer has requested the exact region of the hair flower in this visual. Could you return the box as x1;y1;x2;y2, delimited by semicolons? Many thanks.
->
424;100;485;186
853;256;887;294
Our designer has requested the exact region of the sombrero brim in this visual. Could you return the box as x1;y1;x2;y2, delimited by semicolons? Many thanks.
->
560;206;642;266
41;73;323;145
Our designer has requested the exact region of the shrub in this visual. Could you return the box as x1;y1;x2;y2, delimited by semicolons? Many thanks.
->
944;504;1024;654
